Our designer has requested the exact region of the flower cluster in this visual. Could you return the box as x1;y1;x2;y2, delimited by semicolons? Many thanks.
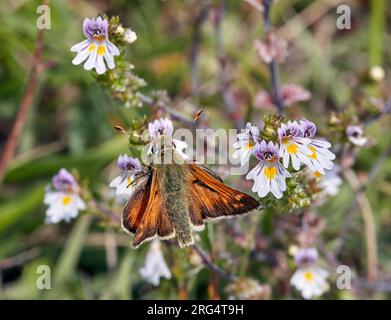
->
44;169;86;223
234;119;335;199
290;248;329;299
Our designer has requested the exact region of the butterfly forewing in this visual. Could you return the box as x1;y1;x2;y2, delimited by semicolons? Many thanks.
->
121;172;152;234
122;167;175;248
186;163;260;221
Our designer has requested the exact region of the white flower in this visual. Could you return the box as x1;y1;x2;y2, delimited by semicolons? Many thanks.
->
44;169;85;223
290;266;329;299
109;154;142;200
246;140;291;199
71;16;120;75
109;173;136;199
44;191;86;224
139;240;171;286
233;122;261;165
300;119;335;174
346;125;367;147
278;121;311;170
290;247;329;299
313;166;342;197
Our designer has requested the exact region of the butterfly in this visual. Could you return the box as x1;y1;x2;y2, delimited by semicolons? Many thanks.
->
121;134;260;248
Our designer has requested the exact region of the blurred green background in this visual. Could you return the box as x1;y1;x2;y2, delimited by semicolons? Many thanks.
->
1;0;391;299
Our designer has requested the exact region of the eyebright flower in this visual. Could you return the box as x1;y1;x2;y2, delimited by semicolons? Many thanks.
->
346;125;367;147
246;140;291;199
278;121;311;170
233;122;261;165
44;169;86;224
71;16;120;74
109;154;142;199
300;119;335;174
139;239;171;286
147;118;188;157
290;248;329;299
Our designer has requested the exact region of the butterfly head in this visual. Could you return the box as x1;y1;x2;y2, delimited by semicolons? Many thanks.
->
149;135;177;164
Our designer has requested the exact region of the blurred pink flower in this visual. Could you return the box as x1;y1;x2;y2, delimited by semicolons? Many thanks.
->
254;84;311;109
254;34;288;64
282;84;311;106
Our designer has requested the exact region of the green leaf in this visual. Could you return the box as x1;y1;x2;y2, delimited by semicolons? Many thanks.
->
0;184;45;233
51;216;92;297
109;250;134;300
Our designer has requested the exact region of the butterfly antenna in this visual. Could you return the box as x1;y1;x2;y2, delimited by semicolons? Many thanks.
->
185;110;203;130
114;125;142;141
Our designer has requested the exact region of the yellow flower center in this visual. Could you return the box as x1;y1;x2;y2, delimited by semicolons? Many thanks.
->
244;142;254;150
97;45;106;55
286;143;298;154
263;166;277;180
127;176;133;187
62;195;72;206
313;171;323;178
88;43;95;52
309;146;317;159
304;271;314;282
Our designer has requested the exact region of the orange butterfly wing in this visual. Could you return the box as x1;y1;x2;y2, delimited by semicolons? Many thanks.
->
186;163;259;224
122;168;174;248
121;173;152;234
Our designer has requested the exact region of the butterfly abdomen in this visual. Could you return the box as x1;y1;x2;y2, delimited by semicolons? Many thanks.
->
160;164;194;248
